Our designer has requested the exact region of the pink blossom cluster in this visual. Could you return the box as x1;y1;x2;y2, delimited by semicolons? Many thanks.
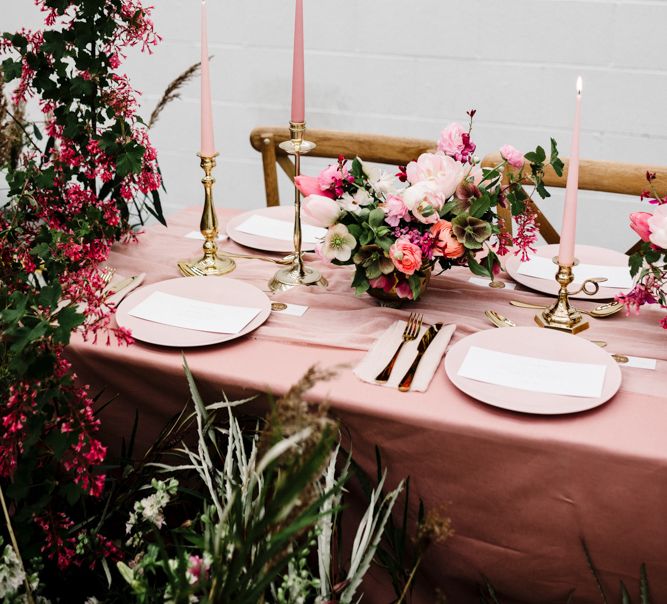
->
512;208;540;261
622;198;667;328
0;383;38;477
34;510;122;571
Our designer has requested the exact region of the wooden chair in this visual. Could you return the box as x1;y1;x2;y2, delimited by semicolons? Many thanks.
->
481;152;667;254
249;126;434;207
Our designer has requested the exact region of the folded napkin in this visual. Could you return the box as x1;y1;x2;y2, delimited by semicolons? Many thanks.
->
354;321;456;392
107;273;145;307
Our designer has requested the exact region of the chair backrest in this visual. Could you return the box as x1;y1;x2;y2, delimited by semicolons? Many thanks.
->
482;152;667;254
249;126;434;207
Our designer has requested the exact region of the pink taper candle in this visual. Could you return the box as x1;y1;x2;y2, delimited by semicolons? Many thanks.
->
200;0;216;157
290;0;305;123
558;76;583;266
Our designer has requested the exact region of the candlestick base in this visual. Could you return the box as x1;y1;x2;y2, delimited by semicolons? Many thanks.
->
534;261;589;334
268;263;327;293
179;153;236;278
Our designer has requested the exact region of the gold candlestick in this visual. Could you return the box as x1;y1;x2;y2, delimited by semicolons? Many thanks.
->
534;258;605;334
268;121;327;292
178;153;236;277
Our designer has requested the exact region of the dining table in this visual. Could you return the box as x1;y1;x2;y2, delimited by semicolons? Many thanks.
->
66;206;667;604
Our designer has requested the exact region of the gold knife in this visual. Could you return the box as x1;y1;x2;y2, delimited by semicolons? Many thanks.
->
398;322;443;392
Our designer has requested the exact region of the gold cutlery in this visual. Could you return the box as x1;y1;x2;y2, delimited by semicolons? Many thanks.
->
509;299;624;318
108;275;137;295
484;309;518;329
484;309;609;348
220;251;297;265
375;313;423;382
398;322;443;392
101;267;116;287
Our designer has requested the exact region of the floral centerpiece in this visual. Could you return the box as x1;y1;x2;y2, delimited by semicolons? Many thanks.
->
621;171;667;328
296;111;563;301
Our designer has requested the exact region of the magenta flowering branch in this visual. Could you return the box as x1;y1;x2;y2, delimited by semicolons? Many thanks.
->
0;0;163;579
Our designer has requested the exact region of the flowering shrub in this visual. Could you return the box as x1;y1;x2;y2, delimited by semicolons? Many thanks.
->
298;112;563;300
620;172;667;328
0;0;163;574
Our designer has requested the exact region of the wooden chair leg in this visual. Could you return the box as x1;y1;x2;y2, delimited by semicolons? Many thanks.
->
260;133;280;207
277;155;296;182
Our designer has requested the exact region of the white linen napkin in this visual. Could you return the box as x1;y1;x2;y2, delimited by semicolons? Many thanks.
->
354;321;456;392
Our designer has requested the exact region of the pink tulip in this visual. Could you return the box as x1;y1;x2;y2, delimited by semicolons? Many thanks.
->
629;211;652;242
302;194;342;227
295;175;334;199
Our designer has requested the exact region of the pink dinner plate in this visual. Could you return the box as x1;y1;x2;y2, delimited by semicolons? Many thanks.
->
226;205;321;253
116;277;271;347
444;327;622;415
504;244;631;300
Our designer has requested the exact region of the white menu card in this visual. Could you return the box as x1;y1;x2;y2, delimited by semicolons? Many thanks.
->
457;346;607;398
518;255;633;289
129;292;261;334
235;215;326;245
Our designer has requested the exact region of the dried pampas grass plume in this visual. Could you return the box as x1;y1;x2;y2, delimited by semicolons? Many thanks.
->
148;60;203;128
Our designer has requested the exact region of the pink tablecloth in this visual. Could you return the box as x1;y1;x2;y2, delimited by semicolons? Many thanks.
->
67;207;667;604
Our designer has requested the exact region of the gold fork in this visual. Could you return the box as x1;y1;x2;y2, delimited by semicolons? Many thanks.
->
100;267;116;288
375;313;423;382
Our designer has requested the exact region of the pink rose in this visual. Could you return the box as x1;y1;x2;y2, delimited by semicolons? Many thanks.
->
302;194;342;227
437;122;476;163
630;211;653;242
389;239;422;275
500;144;524;169
430;220;465;259
647;205;667;248
295;175;333;199
383;194;410;227
405;152;465;200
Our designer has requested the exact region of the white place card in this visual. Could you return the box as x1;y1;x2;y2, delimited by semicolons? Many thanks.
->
235;215;326;245
185;230;228;241
518;255;633;289
272;303;308;317
457;346;607;398
622;356;657;370
129;291;261;334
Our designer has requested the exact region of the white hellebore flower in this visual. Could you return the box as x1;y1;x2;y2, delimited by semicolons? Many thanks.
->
323;223;356;262
339;188;373;215
361;160;399;195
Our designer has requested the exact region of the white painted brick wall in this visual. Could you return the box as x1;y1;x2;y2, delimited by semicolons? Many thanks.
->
4;1;667;250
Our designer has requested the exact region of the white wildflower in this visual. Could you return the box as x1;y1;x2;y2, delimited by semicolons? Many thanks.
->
361;161;399;195
0;543;25;598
